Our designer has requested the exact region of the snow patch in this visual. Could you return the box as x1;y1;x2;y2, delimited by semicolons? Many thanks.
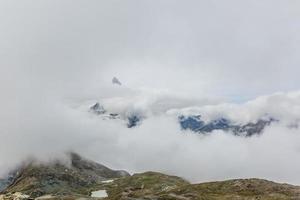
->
101;179;114;183
91;190;108;198
36;195;54;199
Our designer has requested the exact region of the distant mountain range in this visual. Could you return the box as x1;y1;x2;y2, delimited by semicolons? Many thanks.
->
178;115;277;136
90;102;277;136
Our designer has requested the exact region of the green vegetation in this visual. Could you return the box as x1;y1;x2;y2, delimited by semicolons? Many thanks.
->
98;173;300;200
165;178;300;200
104;171;189;200
1;154;300;199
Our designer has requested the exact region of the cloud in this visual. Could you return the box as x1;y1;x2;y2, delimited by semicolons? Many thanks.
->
1;0;300;186
72;90;300;185
168;91;300;124
1;83;300;186
1;1;300;99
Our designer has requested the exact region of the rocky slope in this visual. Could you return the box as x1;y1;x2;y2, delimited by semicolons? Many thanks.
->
0;153;129;199
1;155;300;199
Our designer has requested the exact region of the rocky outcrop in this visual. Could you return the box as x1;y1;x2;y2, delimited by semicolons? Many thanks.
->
127;114;142;128
90;102;106;115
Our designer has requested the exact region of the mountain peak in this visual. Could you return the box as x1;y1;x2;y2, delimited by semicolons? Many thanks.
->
112;77;122;85
90;102;106;115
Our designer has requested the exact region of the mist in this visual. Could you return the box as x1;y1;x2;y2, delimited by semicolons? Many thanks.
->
1;0;300;185
1;85;300;185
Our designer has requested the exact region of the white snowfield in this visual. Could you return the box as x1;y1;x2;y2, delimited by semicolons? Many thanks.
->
91;190;108;198
35;195;54;199
101;179;114;183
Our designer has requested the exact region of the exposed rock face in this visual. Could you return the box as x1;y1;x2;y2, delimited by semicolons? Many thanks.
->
127;115;142;128
233;118;275;136
179;115;276;136
90;102;106;115
112;77;122;85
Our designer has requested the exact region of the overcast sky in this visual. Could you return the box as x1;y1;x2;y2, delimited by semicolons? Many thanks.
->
1;0;300;102
2;0;300;184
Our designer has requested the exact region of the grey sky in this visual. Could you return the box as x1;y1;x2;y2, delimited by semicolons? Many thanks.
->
2;1;300;184
1;0;300;101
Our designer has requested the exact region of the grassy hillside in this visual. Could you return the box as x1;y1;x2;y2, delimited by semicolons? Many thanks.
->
1;155;300;200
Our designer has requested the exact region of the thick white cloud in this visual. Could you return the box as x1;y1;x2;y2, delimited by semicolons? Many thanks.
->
1;0;300;99
1;0;300;185
62;90;300;185
1;84;300;185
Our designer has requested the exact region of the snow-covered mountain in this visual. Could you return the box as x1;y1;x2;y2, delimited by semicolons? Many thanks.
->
89;102;143;128
89;102;278;136
82;85;300;137
178;115;276;136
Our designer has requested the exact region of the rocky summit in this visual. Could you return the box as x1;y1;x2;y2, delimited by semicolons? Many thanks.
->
90;103;106;115
1;154;300;200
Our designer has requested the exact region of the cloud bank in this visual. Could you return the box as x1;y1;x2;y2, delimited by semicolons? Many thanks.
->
1;0;300;100
1;0;300;186
1;85;300;185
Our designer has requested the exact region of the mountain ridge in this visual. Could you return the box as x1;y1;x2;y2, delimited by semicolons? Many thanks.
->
1;153;300;200
89;102;277;136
